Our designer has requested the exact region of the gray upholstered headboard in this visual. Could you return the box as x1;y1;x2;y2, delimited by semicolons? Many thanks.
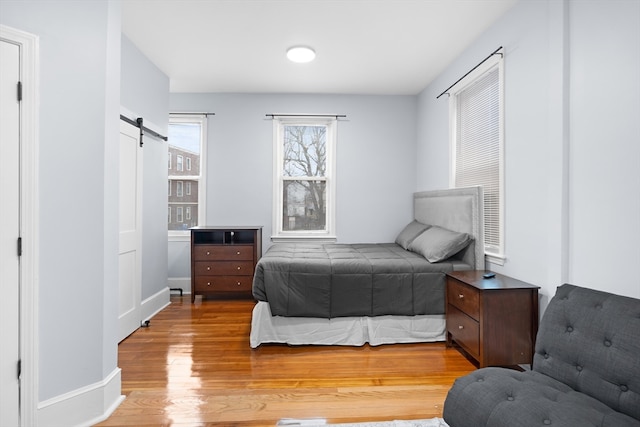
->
413;186;485;270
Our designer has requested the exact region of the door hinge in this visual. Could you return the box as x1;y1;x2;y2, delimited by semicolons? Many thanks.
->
17;81;23;102
17;359;22;380
17;237;22;257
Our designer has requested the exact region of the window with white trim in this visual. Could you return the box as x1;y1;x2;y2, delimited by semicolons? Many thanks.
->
168;114;207;236
272;116;337;241
450;54;504;261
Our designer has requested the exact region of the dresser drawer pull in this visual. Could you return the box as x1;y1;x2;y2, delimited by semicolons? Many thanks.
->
207;266;211;271
206;251;210;255
237;266;241;270
207;282;212;287
458;325;464;330
237;251;241;255
458;294;464;299
237;282;241;286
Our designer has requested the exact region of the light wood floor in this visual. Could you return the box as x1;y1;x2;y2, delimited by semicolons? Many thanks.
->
96;295;476;427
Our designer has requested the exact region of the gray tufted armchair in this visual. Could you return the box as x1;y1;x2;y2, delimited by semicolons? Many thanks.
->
443;284;640;427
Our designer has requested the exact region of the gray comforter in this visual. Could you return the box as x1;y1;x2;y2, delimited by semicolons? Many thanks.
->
252;243;467;318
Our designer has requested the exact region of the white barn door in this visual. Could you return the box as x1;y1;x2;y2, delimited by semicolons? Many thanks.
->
119;121;143;342
0;36;21;427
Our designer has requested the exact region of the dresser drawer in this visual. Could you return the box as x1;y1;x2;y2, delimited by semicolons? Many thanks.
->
194;261;254;276
194;276;253;293
447;278;480;320
193;245;254;261
447;304;480;358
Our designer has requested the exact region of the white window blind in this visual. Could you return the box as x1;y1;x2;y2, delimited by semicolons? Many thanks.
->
452;63;504;258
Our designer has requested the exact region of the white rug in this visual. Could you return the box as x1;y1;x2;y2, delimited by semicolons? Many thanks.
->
276;417;449;427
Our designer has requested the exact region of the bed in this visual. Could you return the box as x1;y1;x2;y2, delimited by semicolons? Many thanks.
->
250;186;484;348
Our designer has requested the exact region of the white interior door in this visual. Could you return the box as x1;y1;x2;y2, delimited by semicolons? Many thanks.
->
0;37;22;427
119;121;143;342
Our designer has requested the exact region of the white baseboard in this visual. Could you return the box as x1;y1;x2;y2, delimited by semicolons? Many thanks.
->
37;368;124;427
168;277;191;294
141;286;171;322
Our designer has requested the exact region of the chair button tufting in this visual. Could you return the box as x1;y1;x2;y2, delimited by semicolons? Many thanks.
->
604;340;612;347
507;396;514;401
620;385;629;392
543;419;551;425
576;365;582;372
566;326;573;332
477;378;484;382
544;353;550;359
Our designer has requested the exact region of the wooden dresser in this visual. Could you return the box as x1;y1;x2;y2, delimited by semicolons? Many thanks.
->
190;226;262;302
445;270;540;368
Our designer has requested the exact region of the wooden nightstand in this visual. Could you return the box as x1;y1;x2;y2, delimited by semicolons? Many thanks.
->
445;270;540;368
190;226;262;302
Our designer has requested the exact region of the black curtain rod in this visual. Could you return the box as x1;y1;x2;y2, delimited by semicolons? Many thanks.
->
170;112;215;116
436;46;503;99
120;115;168;146
266;113;346;119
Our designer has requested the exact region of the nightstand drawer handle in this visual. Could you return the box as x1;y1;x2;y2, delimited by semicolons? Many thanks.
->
237;282;241;286
458;294;464;299
207;282;211;286
206;251;210;255
458;325;464;330
237;251;241;255
207;266;211;271
237;266;241;270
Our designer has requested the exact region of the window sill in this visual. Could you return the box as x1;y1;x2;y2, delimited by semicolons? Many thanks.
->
168;233;190;243
485;253;506;266
271;235;337;244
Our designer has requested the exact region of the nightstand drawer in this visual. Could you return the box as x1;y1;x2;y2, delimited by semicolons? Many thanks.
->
447;279;480;320
194;261;254;276
193;245;254;261
194;276;253;293
447;304;480;358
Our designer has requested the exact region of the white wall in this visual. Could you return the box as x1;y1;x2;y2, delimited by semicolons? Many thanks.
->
121;35;170;302
168;93;417;279
0;0;122;417
568;0;640;292
417;0;640;310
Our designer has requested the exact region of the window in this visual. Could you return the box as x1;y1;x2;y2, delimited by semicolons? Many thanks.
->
449;54;504;262
168;114;207;237
272;116;337;241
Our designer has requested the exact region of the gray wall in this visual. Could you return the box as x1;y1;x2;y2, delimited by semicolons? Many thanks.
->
1;0;121;402
121;35;170;301
417;0;640;309
168;93;418;278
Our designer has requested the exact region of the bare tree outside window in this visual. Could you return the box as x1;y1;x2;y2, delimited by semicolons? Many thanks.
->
282;125;327;231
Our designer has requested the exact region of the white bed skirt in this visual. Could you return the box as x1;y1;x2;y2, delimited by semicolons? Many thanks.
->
250;301;446;348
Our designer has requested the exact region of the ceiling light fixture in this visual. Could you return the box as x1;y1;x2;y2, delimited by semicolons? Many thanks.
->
286;46;316;63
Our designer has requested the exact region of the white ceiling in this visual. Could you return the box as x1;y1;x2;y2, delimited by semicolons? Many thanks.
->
122;0;517;95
